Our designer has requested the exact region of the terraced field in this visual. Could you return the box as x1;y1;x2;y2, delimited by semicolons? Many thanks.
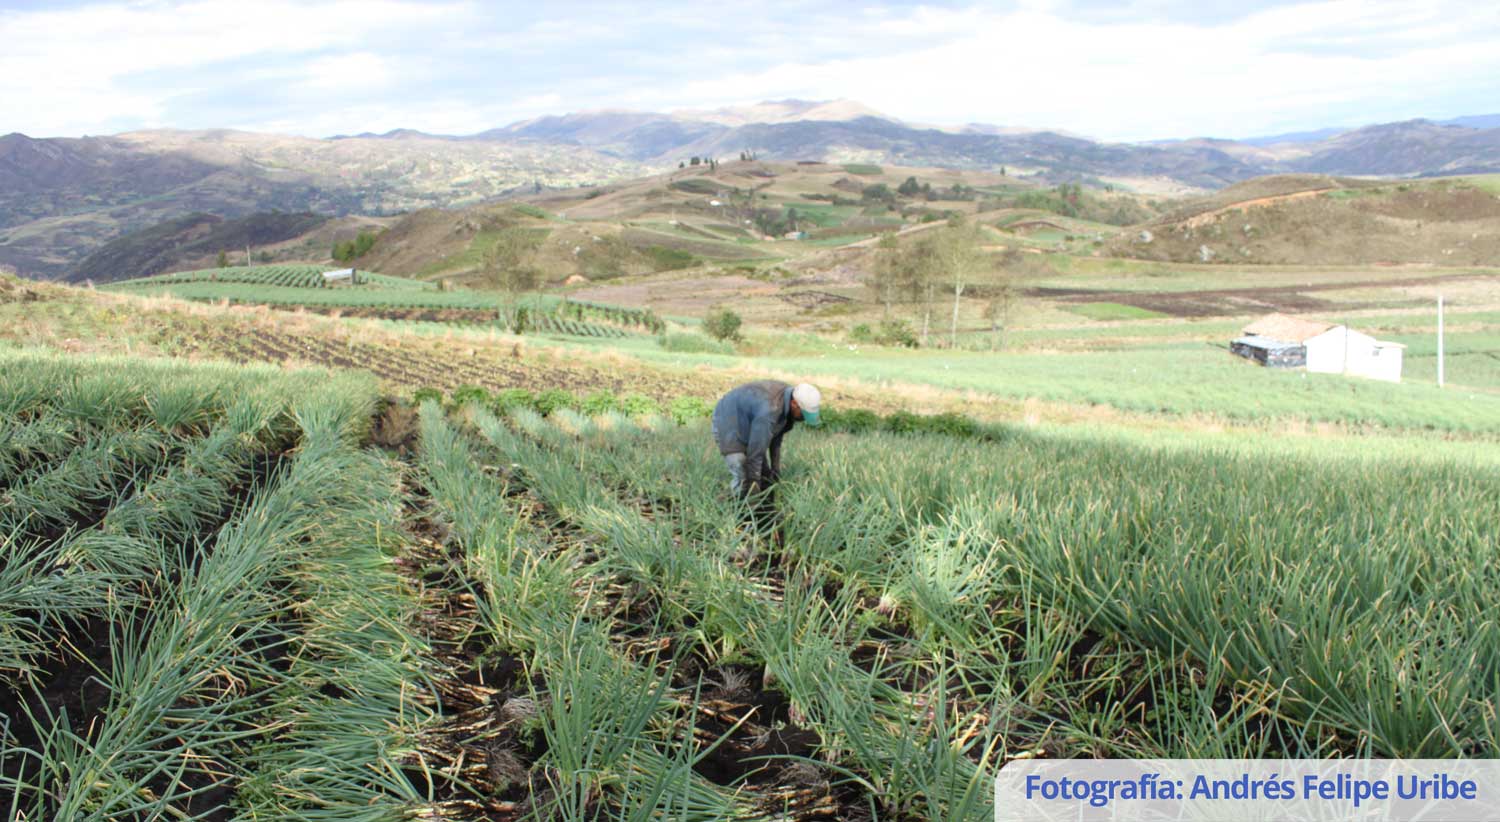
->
102;267;666;337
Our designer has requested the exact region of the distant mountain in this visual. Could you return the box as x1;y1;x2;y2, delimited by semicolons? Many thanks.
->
0;129;645;278
1440;114;1500;129
5;101;1500;280
1240;127;1349;147
1288;119;1500;176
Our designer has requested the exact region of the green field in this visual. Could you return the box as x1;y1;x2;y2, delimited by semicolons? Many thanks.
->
100;268;666;336
7;263;1500;817
1063;301;1168;321
546;333;1500;434
106;263;436;291
107;280;510;310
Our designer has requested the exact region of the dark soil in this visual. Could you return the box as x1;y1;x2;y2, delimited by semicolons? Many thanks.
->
0;444;287;819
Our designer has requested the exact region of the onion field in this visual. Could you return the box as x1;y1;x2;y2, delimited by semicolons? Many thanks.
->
4;347;1497;820
107;264;438;290
102;266;666;338
0;351;427;820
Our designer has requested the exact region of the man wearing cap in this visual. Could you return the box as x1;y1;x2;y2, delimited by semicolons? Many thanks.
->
711;380;822;501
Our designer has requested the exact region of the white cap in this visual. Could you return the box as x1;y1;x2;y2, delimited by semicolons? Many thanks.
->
792;383;822;426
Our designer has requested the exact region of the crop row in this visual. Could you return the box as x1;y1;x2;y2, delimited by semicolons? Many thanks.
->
108;264;435;291
413;397;1500;821
560;298;666;333
0;352;427;819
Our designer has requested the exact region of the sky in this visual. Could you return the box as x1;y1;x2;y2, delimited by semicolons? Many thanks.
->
3;0;1498;142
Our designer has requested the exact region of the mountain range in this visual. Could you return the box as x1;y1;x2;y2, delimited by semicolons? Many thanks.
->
3;99;1498;279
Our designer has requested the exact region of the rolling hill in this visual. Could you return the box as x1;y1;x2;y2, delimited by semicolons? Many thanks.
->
1112;174;1500;265
6;100;1500;281
0;130;644;278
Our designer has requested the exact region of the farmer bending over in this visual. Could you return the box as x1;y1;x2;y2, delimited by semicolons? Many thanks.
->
711;380;822;504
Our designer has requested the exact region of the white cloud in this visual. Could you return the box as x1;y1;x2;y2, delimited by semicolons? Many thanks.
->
661;0;1500;140
1;0;1496;140
0;0;471;135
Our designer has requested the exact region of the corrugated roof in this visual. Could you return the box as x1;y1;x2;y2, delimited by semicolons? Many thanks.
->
1232;335;1303;350
1242;314;1337;343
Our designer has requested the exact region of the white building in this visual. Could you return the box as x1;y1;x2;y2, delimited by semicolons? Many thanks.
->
1304;326;1404;383
1238;315;1404;383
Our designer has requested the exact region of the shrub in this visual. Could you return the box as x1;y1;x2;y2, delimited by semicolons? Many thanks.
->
702;309;743;342
848;319;917;348
509;306;531;335
920;412;979;438
884;410;923;434
619;393;660;417
534;389;577;416
412;387;445;406
491;388;536;414
822;408;881;433
450;385;491;408
644;246;696;272
580;390;619;416
669;396;713;425
658;332;735;355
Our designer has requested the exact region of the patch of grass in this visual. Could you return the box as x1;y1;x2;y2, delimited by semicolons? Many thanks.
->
418;226;551;277
512;203;552;219
1466;175;1500;194
804;233;873;247
668;178;724;195
1065;302;1169;321
786;201;860;228
642;245;697;271
657;332;734;355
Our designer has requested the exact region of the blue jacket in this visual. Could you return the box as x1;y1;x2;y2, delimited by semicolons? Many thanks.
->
712;380;795;488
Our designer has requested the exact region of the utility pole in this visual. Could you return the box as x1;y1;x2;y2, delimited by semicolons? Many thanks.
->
1437;295;1445;388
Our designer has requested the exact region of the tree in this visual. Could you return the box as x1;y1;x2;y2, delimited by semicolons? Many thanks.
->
933;217;986;348
902;234;940;346
861;183;893;203
984;248;1027;350
216;250;228;268
871;233;909;317
703;309;742;342
897;176;922;197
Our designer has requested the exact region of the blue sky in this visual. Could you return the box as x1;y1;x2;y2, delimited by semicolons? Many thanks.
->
3;0;1498;142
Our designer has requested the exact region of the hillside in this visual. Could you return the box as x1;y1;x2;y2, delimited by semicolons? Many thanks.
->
1289;120;1500;176
351;160;1074;285
70;211;335;284
0;130;645;278
1113;175;1500;265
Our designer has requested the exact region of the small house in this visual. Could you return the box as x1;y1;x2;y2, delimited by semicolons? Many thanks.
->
1233;314;1404;382
322;267;355;286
